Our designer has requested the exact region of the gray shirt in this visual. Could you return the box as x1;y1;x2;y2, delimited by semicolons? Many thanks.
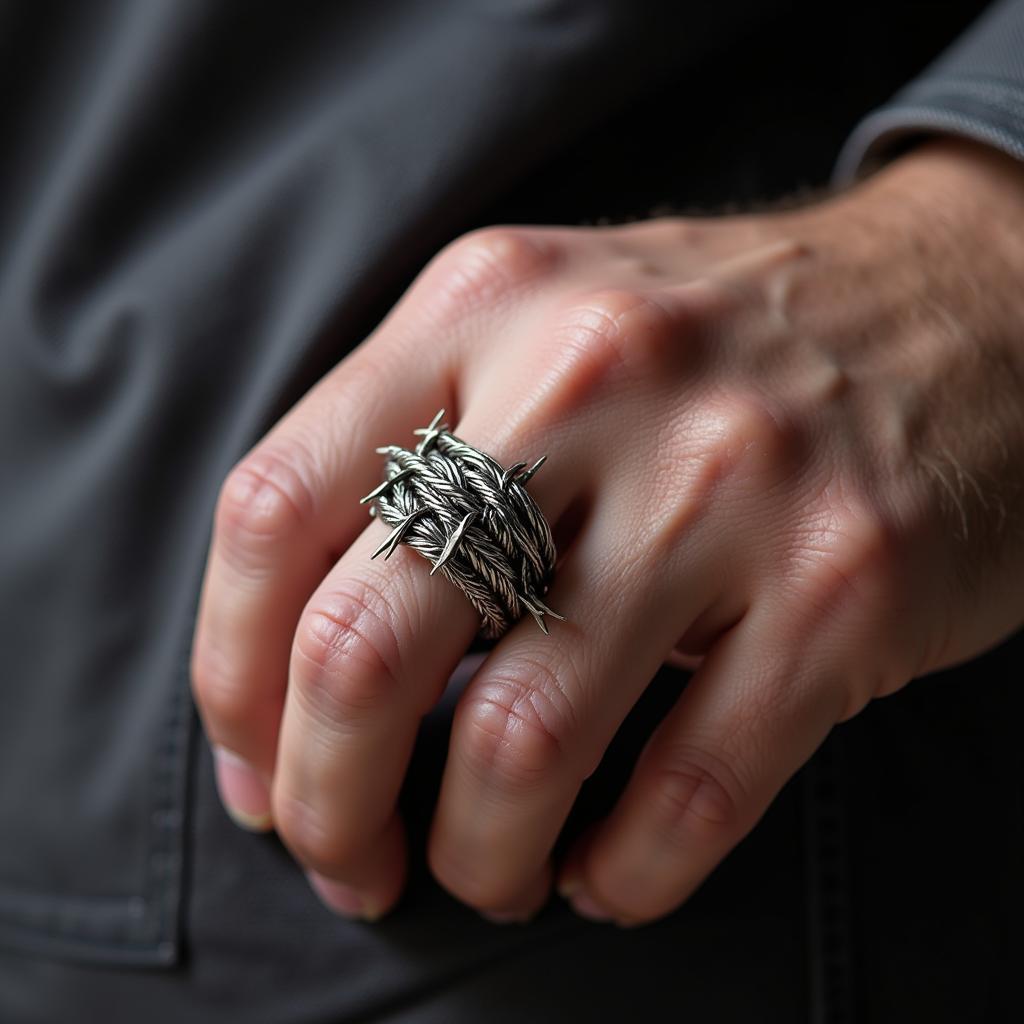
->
1;2;1021;1020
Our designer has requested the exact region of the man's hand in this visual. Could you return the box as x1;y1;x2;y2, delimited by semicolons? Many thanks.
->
190;137;1024;925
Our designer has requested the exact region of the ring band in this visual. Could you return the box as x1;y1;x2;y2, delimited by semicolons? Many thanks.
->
360;410;564;640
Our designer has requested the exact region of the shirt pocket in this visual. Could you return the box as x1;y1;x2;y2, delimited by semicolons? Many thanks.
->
0;581;194;967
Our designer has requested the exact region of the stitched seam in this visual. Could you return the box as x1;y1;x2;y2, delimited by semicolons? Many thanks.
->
0;587;197;964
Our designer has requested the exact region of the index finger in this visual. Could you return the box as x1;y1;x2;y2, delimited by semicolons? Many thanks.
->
190;336;456;826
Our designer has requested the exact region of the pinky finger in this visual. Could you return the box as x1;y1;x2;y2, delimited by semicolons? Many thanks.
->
557;601;848;926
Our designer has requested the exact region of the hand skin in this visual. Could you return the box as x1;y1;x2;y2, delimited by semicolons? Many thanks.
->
190;136;1024;926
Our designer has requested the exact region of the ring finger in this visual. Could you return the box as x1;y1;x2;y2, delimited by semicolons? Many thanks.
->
425;469;738;919
269;405;587;918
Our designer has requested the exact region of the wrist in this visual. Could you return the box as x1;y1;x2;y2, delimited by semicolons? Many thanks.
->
757;135;1024;364
834;135;1024;282
870;135;1024;216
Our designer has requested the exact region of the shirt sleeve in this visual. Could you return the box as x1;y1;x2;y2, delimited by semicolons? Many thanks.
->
832;0;1024;184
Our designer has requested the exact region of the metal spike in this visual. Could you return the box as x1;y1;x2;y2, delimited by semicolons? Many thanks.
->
382;511;423;560
359;466;415;504
518;594;550;634
523;599;551;634
415;429;441;455
420;408;446;434
531;595;566;621
412;409;446;438
429;510;478;576
370;523;403;560
499;462;527;490
370;508;426;560
516;455;547;486
520;592;565;633
413;409;448;455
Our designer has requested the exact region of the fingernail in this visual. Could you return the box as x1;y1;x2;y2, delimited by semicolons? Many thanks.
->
306;871;380;921
567;889;613;923
212;746;272;832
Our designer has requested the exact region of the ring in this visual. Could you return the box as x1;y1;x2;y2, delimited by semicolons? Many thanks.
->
359;410;564;640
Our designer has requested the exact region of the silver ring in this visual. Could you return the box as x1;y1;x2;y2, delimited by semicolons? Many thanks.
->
359;410;564;640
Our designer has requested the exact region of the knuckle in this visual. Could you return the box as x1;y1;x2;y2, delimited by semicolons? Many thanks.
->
648;215;713;249
456;656;579;791
190;640;252;738
703;392;804;482
795;500;907;616
788;498;915;712
432;227;559;316
318;352;389;435
215;445;317;568
273;790;361;873
292;579;406;726
548;287;681;396
645;745;745;847
634;393;804;565
426;845;518;913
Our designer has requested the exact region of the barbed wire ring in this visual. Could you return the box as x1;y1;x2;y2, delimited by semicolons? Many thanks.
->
359;409;564;640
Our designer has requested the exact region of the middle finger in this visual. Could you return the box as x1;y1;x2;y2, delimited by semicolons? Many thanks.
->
426;481;726;918
270;409;584;917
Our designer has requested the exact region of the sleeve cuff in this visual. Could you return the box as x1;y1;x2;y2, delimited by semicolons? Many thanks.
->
832;77;1024;186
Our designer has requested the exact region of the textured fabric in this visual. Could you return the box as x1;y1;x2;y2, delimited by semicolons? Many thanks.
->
0;1;1020;1021
835;0;1024;180
4;0;766;966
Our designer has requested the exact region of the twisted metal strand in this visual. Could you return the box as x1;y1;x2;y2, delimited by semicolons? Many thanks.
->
360;410;564;640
